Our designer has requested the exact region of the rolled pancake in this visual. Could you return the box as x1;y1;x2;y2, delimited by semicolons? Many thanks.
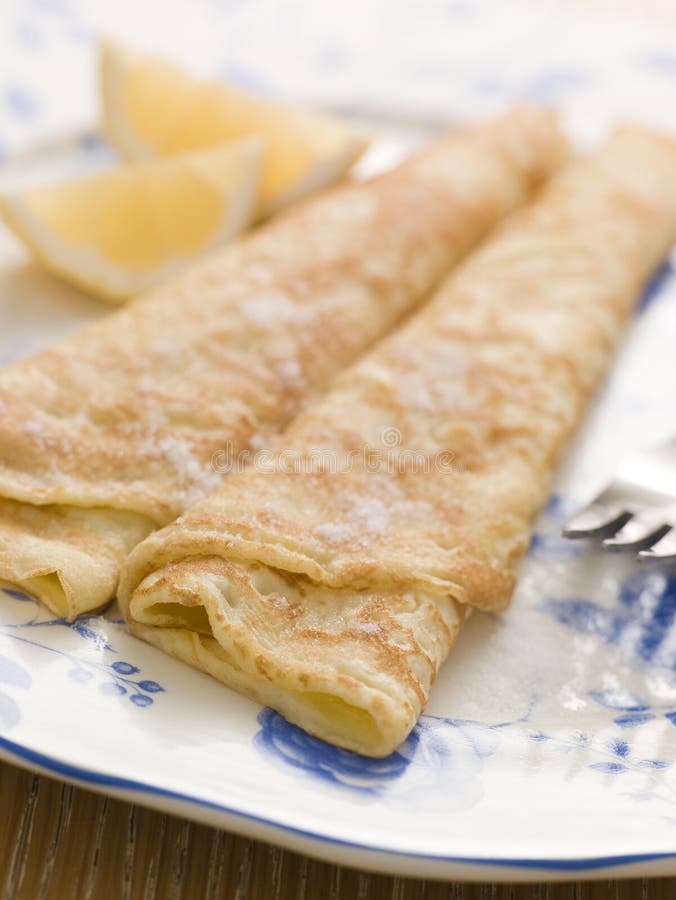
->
120;126;676;757
0;107;565;618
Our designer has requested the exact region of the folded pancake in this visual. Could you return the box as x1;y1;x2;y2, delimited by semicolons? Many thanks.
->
119;126;676;757
0;107;565;618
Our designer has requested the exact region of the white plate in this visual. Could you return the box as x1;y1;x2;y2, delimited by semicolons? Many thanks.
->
2;131;676;884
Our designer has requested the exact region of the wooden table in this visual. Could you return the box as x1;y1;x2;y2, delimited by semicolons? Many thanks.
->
0;759;673;899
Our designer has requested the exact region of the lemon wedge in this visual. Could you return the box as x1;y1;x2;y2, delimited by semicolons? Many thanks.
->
100;41;367;216
0;140;262;302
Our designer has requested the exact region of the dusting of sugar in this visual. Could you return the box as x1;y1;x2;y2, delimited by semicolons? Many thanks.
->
157;437;202;480
249;432;266;451
242;293;315;328
24;419;45;437
355;621;382;635
399;375;435;412
351;495;390;534
314;521;356;544
156;436;221;507
276;358;302;383
395;344;471;415
314;495;430;546
22;418;73;453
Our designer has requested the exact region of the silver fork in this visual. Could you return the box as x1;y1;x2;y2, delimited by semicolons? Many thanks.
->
562;435;676;561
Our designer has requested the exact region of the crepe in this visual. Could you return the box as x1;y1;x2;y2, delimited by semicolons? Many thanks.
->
119;126;676;758
0;108;565;619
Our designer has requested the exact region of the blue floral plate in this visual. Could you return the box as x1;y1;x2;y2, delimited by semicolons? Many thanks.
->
3;104;676;879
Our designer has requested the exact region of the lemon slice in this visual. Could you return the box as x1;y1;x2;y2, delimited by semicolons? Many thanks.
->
0;140;262;302
100;41;367;216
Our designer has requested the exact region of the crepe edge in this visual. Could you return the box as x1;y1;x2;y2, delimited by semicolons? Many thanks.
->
119;536;468;758
0;499;153;619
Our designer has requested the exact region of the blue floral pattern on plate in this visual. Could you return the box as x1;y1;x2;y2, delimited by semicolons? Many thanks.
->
255;708;505;811
0;588;164;729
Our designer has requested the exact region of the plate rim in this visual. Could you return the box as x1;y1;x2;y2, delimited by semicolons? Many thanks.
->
2;731;675;881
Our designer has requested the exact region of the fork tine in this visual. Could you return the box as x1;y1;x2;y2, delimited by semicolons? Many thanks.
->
602;517;671;551
638;528;676;561
561;498;632;540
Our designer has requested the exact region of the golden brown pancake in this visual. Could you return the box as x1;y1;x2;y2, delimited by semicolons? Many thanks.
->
120;126;676;757
0;108;564;617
